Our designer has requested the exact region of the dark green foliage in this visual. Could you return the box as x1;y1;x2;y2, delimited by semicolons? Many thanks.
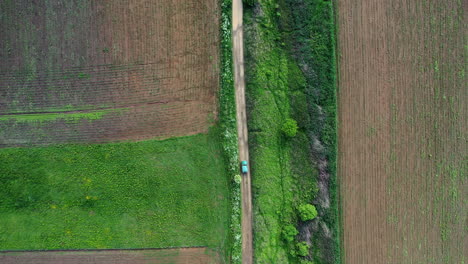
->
282;118;299;137
298;204;318;221
243;0;255;6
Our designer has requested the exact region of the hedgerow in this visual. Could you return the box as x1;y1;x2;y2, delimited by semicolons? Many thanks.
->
219;0;242;263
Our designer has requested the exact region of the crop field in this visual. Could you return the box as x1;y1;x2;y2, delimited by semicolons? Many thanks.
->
0;0;231;262
0;0;220;146
338;0;466;263
0;247;220;264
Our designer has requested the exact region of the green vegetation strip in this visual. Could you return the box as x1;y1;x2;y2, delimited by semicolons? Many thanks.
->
0;108;127;123
244;0;339;263
0;130;229;253
220;0;241;263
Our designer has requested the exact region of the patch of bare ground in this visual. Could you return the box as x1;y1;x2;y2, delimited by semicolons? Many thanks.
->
0;0;220;146
338;0;466;263
0;248;219;264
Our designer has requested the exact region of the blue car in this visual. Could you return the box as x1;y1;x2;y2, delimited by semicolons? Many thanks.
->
241;160;248;174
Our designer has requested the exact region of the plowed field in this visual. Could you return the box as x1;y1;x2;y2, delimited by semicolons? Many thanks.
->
0;0;219;146
0;248;219;264
338;0;467;263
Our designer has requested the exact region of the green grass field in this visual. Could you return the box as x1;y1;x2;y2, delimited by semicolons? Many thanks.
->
0;129;230;252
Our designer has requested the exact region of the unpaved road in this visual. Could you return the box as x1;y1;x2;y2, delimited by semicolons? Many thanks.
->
232;0;253;263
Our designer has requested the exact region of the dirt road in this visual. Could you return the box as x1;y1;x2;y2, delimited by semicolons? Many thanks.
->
232;0;253;263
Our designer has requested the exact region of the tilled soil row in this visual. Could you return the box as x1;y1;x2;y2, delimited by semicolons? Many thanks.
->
0;247;219;264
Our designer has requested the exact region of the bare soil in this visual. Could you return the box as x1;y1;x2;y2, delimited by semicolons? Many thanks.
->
0;248;219;264
337;0;467;263
0;0;220;146
232;0;253;263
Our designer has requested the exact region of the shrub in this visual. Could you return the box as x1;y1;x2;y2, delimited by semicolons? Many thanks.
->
282;224;299;242
281;118;298;137
243;0;255;7
298;204;318;221
296;242;310;257
234;174;242;184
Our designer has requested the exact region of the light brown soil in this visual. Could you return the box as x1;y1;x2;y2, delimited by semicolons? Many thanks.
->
0;0;220;146
0;248;219;264
232;0;253;263
337;0;467;263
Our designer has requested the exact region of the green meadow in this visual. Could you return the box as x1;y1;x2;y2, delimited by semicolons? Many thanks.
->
0;130;230;254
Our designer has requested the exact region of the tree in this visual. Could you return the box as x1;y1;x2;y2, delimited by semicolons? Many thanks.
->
296;242;310;257
281;118;298;137
282;224;299;242
298;204;318;221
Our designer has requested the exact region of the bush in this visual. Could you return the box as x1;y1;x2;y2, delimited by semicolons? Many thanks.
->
296;242;310;257
298;204;318;221
282;224;299;242
281;118;298;137
243;0;255;6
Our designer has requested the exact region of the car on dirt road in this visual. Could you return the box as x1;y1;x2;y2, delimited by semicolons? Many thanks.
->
241;160;248;174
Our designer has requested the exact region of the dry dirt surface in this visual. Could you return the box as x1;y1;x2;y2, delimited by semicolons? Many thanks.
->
0;248;219;264
232;0;253;263
0;0;220;146
337;0;467;263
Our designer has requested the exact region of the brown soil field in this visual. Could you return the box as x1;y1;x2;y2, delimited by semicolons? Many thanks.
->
0;0;220;146
337;0;467;263
0;247;219;264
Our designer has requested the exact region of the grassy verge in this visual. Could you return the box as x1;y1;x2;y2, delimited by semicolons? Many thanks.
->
244;0;339;263
219;0;241;263
0;130;230;257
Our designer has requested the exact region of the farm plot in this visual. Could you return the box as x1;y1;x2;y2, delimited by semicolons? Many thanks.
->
0;247;220;264
337;0;466;263
0;0;220;146
0;131;230;254
0;0;230;260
